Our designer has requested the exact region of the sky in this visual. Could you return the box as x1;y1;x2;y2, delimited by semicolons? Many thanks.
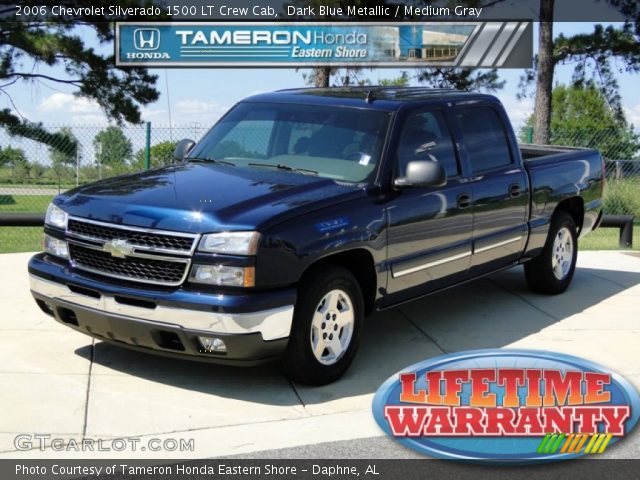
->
3;22;640;139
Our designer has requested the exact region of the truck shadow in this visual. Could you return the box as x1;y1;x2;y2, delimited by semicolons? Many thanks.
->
75;264;640;408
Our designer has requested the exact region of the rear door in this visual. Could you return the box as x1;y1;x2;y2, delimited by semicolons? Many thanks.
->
453;103;529;274
385;106;474;303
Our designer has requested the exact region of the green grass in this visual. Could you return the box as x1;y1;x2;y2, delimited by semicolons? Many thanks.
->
604;179;640;220
581;226;640;251
0;227;42;253
0;195;52;253
0;195;54;213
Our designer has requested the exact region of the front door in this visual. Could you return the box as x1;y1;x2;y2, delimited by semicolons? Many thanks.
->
385;107;474;304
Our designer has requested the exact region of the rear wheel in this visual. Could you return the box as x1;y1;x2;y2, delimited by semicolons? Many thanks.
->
524;211;578;294
283;266;363;385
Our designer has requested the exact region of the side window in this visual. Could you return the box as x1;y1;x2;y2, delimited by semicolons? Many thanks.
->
396;110;459;177
457;107;512;172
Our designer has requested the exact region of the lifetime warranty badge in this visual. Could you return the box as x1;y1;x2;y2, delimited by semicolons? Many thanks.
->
115;22;532;68
372;349;640;463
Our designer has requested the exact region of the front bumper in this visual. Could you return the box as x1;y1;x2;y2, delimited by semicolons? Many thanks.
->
28;254;295;365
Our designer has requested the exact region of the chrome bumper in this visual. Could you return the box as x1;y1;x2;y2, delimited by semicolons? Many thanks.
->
29;274;293;341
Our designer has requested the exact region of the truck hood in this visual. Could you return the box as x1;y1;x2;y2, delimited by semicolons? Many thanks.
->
56;162;361;233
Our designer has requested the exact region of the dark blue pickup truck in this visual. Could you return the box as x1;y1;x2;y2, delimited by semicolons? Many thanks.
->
29;87;604;384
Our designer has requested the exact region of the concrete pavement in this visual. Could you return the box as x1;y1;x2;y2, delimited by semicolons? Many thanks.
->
1;251;639;459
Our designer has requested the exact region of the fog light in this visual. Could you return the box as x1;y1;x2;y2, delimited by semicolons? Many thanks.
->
198;336;227;353
44;234;69;259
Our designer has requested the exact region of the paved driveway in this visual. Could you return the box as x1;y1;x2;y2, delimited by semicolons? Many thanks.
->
1;251;639;458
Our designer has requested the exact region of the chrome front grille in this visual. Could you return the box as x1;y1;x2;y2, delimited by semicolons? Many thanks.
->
67;218;197;254
66;217;198;286
68;244;189;285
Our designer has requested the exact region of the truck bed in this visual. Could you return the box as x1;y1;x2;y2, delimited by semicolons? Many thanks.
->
520;143;604;241
519;143;596;163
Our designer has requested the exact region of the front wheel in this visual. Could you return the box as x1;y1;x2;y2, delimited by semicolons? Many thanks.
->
524;211;578;294
283;266;363;385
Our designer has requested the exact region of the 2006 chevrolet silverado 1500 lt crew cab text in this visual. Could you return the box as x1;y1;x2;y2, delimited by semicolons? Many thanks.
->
29;87;604;384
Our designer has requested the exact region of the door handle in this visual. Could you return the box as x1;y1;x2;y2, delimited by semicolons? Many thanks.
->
509;184;521;198
457;193;472;209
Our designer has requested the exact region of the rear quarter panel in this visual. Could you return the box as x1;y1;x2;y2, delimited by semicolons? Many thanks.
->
524;149;604;257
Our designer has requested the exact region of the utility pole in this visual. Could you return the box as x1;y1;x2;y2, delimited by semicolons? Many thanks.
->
96;142;102;180
76;143;81;187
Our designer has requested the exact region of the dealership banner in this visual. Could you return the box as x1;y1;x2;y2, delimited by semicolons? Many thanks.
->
116;22;532;68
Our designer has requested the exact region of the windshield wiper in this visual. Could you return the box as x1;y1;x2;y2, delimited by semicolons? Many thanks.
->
248;163;318;175
188;157;236;167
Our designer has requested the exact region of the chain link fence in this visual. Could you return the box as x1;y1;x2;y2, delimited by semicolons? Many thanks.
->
0;123;207;252
1;123;639;252
0;123;207;189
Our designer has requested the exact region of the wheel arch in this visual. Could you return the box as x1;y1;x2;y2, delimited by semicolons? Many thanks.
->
299;249;377;316
554;197;585;234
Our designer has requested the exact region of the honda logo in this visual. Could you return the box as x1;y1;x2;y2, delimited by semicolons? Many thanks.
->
133;28;160;51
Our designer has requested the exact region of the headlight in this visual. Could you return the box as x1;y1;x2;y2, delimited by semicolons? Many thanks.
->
198;231;260;255
44;234;69;259
45;203;68;230
190;264;255;287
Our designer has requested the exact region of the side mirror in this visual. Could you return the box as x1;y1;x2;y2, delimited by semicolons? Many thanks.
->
173;139;196;162
394;160;447;189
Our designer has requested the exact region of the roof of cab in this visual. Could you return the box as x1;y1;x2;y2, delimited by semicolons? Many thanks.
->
243;86;496;110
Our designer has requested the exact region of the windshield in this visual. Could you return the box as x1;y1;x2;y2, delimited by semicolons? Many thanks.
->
188;102;390;183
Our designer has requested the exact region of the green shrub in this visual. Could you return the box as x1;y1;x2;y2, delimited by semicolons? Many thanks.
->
603;179;640;221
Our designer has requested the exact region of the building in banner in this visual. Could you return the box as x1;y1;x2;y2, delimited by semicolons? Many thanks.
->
398;26;469;61
371;26;400;60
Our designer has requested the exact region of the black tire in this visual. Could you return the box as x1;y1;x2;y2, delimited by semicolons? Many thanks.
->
283;266;364;385
524;211;578;295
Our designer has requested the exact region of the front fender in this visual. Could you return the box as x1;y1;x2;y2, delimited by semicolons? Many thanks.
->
255;198;387;288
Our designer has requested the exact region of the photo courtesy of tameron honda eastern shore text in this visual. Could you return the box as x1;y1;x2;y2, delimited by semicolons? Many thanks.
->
28;87;604;385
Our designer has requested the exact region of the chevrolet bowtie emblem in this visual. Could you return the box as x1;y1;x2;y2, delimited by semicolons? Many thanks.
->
102;239;135;258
